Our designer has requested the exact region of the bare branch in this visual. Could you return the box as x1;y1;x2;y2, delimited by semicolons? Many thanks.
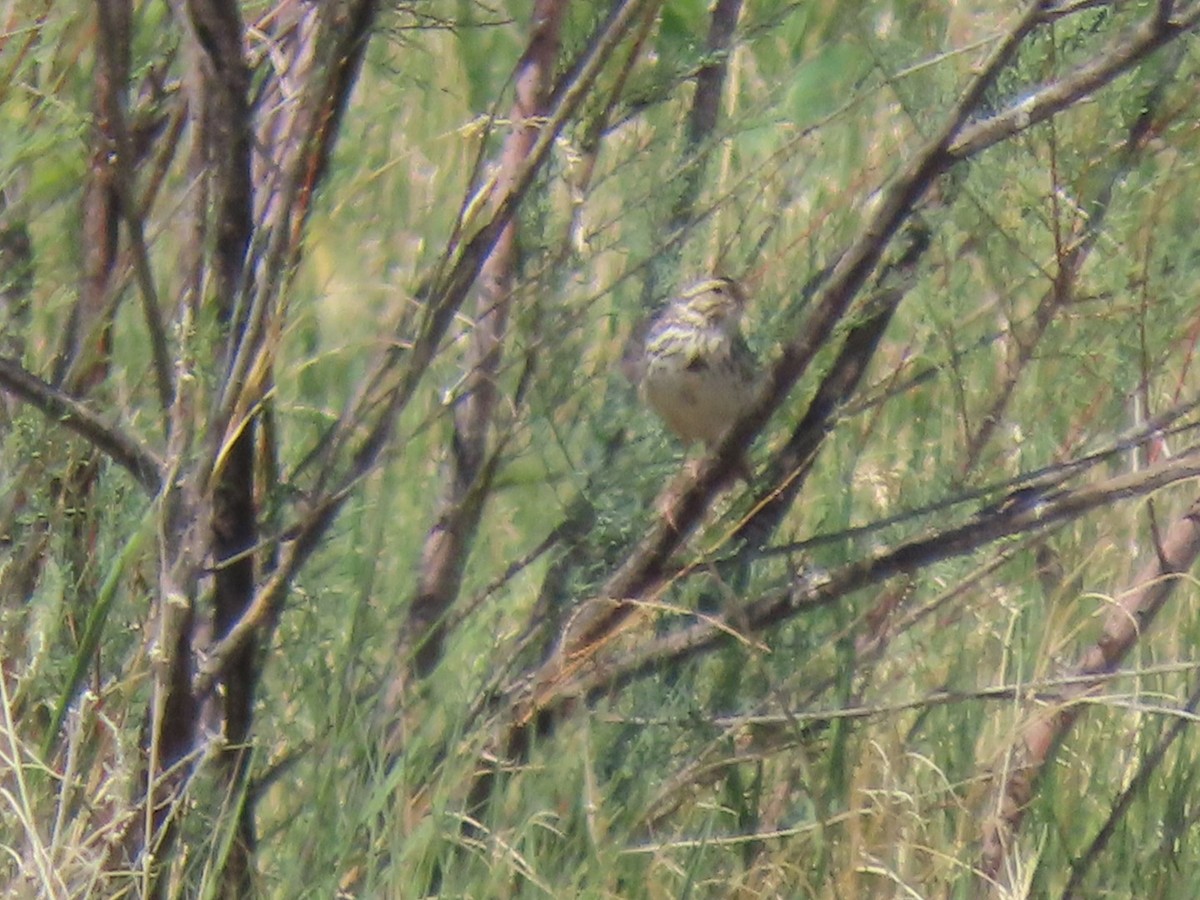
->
402;0;568;681
964;39;1182;471
1063;671;1200;896
548;0;1200;677
562;1;1054;664
94;0;175;418
508;449;1200;727
980;493;1200;886
949;5;1200;160
211;0;664;674
0;355;163;493
736;223;931;552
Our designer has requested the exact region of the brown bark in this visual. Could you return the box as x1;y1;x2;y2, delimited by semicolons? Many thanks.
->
403;1;568;681
66;4;130;852
669;0;741;232
962;55;1168;473
967;50;1184;887
452;13;1200;817
98;1;383;891
59;0;128;393
181;2;257;892
980;498;1200;889
537;1;1200;689
736;227;929;553
687;0;741;146
553;4;1051;678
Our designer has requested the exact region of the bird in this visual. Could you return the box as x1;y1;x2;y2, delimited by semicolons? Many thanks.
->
623;275;759;477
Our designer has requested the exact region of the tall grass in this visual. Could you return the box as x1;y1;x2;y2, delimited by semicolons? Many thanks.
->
4;2;1200;897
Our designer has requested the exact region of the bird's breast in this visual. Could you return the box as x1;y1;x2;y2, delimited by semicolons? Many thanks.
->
642;347;755;446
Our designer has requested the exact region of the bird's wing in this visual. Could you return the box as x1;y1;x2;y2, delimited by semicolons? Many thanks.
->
730;331;758;385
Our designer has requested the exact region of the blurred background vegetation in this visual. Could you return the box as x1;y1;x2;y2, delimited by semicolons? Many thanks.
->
4;1;1200;897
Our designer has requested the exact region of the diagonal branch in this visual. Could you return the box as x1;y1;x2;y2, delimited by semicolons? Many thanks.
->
963;29;1184;475
401;0;568;681
980;493;1200;887
735;222;931;553
562;1;1055;665
0;355;163;493
190;0;664;695
950;3;1200;160
509;449;1200;725
551;0;1200;688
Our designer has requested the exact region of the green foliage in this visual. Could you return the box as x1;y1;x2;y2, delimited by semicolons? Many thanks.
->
6;2;1200;898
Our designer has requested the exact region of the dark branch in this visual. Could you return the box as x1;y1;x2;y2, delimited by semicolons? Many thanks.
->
516;449;1200;720
0;355;163;493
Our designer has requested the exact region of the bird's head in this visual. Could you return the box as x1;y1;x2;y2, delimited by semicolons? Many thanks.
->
678;276;747;329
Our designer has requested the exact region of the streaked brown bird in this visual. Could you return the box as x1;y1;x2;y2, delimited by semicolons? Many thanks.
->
623;275;759;474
